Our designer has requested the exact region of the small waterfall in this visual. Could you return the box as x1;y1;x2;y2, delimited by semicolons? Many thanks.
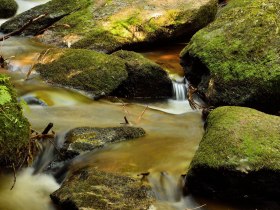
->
172;79;187;101
148;172;205;210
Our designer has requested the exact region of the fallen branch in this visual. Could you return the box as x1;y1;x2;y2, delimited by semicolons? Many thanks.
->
135;105;148;124
0;13;47;41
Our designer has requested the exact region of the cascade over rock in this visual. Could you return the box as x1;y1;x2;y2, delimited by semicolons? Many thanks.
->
180;0;280;114
1;0;218;53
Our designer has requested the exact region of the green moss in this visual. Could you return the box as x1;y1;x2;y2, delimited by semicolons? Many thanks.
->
0;74;30;169
181;0;280;111
0;0;18;18
190;106;280;171
34;48;128;97
0;86;12;105
51;168;155;209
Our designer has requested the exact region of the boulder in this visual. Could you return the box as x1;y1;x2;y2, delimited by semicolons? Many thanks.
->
65;126;146;154
0;74;30;170
180;0;280;114
51;167;155;210
111;50;172;98
1;0;218;52
34;48;128;98
186;106;280;200
0;0;89;35
0;0;18;18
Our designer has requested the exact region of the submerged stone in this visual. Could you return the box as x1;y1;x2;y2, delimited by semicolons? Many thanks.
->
0;0;18;18
186;106;280;200
1;0;217;52
65;126;146;154
180;0;280;114
34;48;128;98
0;74;30;170
111;50;172;98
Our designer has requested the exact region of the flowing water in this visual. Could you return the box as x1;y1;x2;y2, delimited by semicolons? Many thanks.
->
0;3;275;210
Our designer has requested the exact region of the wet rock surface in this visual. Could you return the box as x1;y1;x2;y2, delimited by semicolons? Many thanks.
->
112;50;173;99
0;0;18;18
186;106;280;200
64;126;146;154
1;0;217;52
0;74;30;170
51;167;155;210
180;0;280;114
34;48;128;98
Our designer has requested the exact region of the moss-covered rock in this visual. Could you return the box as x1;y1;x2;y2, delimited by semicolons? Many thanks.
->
186;106;280;200
65;126;145;154
0;0;90;35
111;50;172;98
1;0;217;52
180;0;280;114
34;48;128;98
51;167;155;210
0;0;18;18
0;74;30;170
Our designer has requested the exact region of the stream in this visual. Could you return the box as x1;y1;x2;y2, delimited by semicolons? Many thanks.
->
0;1;272;210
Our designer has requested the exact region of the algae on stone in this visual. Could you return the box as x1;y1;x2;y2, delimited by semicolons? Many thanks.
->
34;48;128;98
51;167;155;210
186;106;280;200
0;0;18;18
111;50;172;98
0;75;30;170
180;0;280;113
65;126;146;154
1;0;218;52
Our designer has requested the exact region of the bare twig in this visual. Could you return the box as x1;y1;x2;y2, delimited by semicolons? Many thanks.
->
185;204;206;210
135;105;148;124
10;163;16;190
26;49;50;80
0;13;47;41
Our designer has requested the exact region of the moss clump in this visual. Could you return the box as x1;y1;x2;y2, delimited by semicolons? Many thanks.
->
2;0;218;52
180;0;280;113
64;126;146;153
111;50;172;98
0;0;18;18
51;167;155;210
0;0;90;35
34;48;128;98
186;106;280;200
0;75;30;170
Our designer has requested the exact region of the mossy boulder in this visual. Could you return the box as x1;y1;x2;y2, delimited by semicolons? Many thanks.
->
1;0;217;52
180;0;280;114
65;126;145;154
51;167;155;210
186;106;280;200
34;48;128;98
0;75;30;170
0;0;90;35
111;50;172;98
0;0;18;18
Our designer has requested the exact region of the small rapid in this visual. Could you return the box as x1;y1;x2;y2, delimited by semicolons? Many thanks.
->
172;79;187;101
